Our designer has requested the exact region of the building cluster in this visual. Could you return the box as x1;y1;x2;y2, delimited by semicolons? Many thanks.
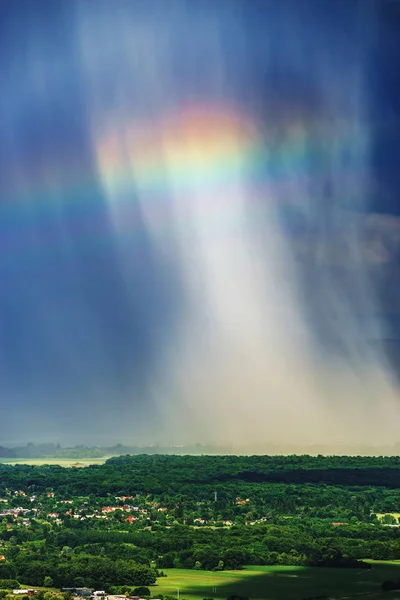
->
0;506;31;527
10;588;161;600
0;490;151;527
0;488;279;529
61;589;161;600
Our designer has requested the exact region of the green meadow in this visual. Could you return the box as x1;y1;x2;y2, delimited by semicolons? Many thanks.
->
153;563;400;600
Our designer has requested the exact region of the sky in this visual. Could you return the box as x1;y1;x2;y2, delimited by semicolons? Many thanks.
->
0;0;400;449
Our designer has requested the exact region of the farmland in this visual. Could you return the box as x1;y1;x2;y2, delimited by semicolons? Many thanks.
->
0;457;110;466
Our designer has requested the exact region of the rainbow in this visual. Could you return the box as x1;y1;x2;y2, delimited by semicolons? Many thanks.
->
96;105;261;194
2;102;368;254
96;103;368;203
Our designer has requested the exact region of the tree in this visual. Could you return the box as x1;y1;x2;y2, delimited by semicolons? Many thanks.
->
133;587;150;597
43;577;54;588
223;550;245;570
214;561;224;571
381;514;397;525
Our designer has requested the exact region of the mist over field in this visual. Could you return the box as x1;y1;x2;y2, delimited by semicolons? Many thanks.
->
1;0;400;450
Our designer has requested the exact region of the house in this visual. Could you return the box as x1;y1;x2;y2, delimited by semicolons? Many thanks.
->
0;555;5;560
62;589;92;597
15;507;30;515
47;512;59;518
126;515;136;523
74;589;92;597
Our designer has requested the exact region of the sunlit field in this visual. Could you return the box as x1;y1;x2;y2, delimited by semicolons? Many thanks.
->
376;513;400;521
4;563;400;600
153;563;400;600
0;457;111;466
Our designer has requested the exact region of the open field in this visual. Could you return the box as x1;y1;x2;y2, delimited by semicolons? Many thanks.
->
0;457;111;466
153;563;400;600
376;513;400;521
4;563;400;600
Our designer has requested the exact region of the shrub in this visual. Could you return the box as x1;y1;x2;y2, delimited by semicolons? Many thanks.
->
0;581;19;590
133;587;150;597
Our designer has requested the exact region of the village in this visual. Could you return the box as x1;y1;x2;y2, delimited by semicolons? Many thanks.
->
1;486;398;532
0;489;265;529
11;589;160;600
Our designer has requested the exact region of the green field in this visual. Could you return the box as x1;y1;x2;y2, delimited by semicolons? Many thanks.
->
376;513;400;521
152;563;400;600
0;457;111;466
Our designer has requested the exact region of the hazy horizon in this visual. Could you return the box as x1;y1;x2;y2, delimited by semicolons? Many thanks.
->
1;0;400;451
6;438;400;459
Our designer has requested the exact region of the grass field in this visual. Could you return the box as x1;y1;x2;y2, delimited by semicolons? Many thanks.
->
0;457;111;466
376;513;400;522
152;563;400;600
3;563;400;600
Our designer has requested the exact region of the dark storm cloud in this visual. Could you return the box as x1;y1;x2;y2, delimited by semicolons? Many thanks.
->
0;0;181;442
0;0;399;446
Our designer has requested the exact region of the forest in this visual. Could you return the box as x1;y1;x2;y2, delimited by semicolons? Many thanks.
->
1;454;400;590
